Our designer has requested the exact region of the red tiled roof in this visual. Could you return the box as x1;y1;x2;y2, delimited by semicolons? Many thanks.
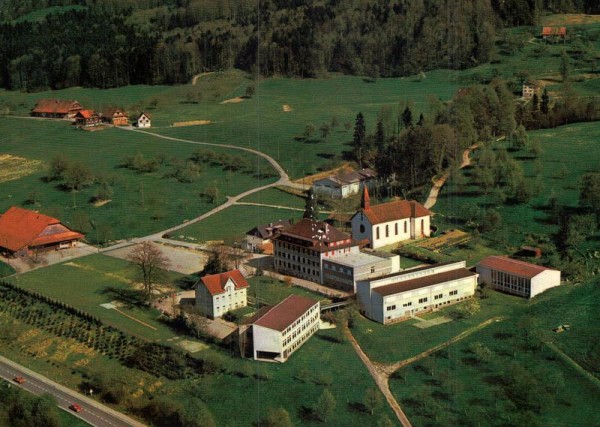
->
274;218;355;252
200;270;248;296
357;199;430;225
0;206;83;252
477;256;556;279
102;108;128;118
76;110;98;119
32;99;82;114
542;26;566;36
373;268;477;296
253;295;319;332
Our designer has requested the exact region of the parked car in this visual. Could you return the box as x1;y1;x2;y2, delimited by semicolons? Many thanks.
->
13;377;25;384
69;403;82;413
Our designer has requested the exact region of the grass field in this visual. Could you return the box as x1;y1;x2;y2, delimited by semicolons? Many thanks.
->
388;279;600;426
0;117;277;243
247;276;330;306
435;122;600;249
0;261;15;278
239;186;306;209
7;254;184;341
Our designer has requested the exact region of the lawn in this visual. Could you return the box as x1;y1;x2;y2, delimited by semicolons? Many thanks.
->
352;290;528;365
239;186;306;209
434;121;600;249
0;260;15;278
7;254;184;341
388;280;600;426
247;275;330;306
172;204;315;243
0;116;277;243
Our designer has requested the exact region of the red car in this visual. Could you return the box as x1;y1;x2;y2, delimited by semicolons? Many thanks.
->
13;377;25;384
69;403;83;413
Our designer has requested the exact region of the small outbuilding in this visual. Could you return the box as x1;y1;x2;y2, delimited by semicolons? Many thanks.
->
245;219;291;253
135;112;151;128
312;168;377;199
102;108;129;126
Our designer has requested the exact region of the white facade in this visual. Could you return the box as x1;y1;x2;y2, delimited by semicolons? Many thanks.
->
196;276;247;318
312;178;360;199
323;251;401;292
357;261;478;324
136;113;151;128
352;215;430;249
476;257;561;298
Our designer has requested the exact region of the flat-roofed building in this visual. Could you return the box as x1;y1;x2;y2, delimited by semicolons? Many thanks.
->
357;261;478;324
239;295;320;362
476;256;561;298
323;250;401;292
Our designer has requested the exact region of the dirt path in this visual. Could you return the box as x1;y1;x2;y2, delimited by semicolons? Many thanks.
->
234;202;305;211
191;72;214;85
544;341;600;389
381;316;505;377
423;143;480;210
345;328;413;427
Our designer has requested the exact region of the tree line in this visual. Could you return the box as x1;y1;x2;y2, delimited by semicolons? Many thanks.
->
2;0;599;90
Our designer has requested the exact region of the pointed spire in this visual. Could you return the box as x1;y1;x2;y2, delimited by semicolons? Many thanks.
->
361;186;371;210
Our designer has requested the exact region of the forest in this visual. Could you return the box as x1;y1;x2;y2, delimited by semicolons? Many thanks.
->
1;0;600;90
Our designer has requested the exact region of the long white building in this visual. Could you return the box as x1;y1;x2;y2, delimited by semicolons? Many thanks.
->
239;295;320;362
476;256;561;298
357;261;478;324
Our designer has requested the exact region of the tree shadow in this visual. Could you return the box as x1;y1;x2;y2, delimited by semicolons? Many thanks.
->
347;401;367;413
298;405;319;422
316;153;336;159
100;286;145;307
316;334;339;344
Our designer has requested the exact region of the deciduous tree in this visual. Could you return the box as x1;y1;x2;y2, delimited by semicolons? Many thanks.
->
127;242;171;305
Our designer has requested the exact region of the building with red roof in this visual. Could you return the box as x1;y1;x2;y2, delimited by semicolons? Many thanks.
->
351;187;431;249
31;99;83;118
357;261;478;324
0;206;84;257
102;108;129;126
195;269;248;318
542;26;567;40
476;256;561;298
74;110;102;128
238;295;320;362
273;218;359;284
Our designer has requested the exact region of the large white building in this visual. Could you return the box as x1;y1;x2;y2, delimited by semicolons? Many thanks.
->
357;261;478;324
195;270;248;318
273;218;359;284
476;256;561;298
239;295;320;362
351;187;431;249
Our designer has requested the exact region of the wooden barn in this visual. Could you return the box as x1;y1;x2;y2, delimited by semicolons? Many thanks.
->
0;206;84;257
31;99;83;118
102;108;129;126
74;110;102;127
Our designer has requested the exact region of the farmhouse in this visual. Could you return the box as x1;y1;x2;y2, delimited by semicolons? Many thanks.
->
0;206;84;257
273;218;359;284
522;82;540;100
195;270;248;318
322;250;401;292
351;187;431;249
238;295;320;362
476;256;561;298
102;108;129;126
245;219;291;253
135;112;151;128
74;110;102;128
31;99;83;118
312;168;377;199
542;26;567;40
357;261;478;324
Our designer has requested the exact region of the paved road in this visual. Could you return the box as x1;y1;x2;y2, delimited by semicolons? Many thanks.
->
0;356;145;427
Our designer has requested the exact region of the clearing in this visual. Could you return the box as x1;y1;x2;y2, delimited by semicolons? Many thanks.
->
0;154;44;183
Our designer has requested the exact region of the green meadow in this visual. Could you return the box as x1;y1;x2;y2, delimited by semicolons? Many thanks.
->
7;254;183;341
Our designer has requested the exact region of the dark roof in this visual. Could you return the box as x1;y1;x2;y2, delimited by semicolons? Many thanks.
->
274;218;355;252
246;219;291;239
252;295;319;332
315;168;377;187
373;268;477;296
199;270;248;296
477;256;557;279
0;206;83;252
31;99;82;114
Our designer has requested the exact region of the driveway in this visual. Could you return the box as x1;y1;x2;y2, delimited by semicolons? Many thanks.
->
1;243;98;274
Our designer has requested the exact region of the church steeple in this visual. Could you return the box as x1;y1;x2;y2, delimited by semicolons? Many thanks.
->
361;186;371;210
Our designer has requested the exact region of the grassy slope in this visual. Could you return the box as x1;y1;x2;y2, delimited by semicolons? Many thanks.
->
6;254;183;341
0;260;16;278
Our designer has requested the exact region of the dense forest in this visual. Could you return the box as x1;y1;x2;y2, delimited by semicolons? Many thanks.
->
1;0;599;90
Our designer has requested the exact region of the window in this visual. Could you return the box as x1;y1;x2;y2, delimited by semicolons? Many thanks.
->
404;221;407;233
395;223;398;235
402;302;412;307
386;305;396;311
449;290;458;296
418;297;428;304
370;266;375;273
376;227;380;240
434;294;443;300
385;224;389;238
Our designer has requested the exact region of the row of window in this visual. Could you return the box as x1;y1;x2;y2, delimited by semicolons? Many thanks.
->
283;324;319;356
283;309;319;336
385;290;461;312
215;301;245;312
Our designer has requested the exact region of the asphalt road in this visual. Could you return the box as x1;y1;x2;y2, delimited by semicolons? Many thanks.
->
0;356;145;427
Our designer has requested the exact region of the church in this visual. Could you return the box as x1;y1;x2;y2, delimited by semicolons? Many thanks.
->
351;187;431;249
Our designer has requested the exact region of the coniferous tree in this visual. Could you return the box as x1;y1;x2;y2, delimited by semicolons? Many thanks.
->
541;88;550;114
353;112;366;166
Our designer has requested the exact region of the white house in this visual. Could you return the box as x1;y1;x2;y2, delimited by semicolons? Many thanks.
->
351;187;431;249
476;256;561;298
239;295;320;362
135;112;151;128
245;219;291;253
357;261;478;324
195;270;248;318
312;168;377;199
